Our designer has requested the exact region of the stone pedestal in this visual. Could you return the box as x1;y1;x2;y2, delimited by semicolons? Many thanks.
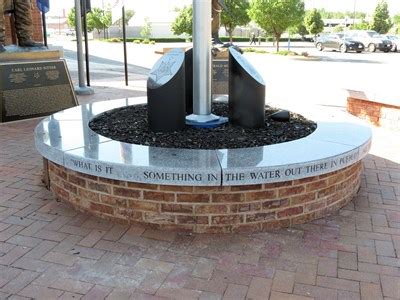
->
0;47;77;123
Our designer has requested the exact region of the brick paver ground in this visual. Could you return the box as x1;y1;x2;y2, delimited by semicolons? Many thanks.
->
0;89;399;299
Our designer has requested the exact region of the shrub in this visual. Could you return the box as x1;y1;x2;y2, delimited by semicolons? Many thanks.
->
243;48;269;54
133;39;141;44
275;50;298;56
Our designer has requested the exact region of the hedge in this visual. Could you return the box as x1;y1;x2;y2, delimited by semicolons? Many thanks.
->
105;36;313;43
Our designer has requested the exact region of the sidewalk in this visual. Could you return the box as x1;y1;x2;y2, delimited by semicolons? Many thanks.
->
0;45;399;299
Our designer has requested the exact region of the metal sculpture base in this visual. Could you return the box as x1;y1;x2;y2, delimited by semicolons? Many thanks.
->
186;114;228;128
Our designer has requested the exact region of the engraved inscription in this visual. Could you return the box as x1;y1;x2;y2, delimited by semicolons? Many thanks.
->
224;150;360;183
65;149;362;186
70;159;113;175
0;60;77;122
4;85;75;117
212;60;229;94
9;73;27;84
150;58;175;82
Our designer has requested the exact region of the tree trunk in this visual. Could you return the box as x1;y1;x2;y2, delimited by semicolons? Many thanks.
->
275;34;281;52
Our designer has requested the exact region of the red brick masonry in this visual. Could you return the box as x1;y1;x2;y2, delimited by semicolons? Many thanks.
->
347;97;400;130
47;161;363;233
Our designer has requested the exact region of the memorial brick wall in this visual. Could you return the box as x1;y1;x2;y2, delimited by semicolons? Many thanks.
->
347;97;400;131
47;160;363;233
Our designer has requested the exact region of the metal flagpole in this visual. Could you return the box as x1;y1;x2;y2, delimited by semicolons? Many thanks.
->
41;12;47;47
122;5;128;86
82;0;91;87
186;0;227;127
74;0;94;95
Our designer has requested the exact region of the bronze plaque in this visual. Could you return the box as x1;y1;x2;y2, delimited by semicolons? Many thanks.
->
212;59;229;95
0;59;77;122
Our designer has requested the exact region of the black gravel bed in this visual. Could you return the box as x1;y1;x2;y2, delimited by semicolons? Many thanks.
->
89;103;317;150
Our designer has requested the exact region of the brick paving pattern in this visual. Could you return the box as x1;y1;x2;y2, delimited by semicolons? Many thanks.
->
0;114;399;299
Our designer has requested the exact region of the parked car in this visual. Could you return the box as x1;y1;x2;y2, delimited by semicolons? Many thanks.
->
315;33;364;53
345;30;392;52
66;29;75;36
382;35;399;52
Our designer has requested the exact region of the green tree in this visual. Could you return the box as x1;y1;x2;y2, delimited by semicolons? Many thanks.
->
304;9;324;38
319;9;366;19
87;7;112;35
332;24;346;33
221;0;251;42
248;0;305;51
66;7;112;36
113;9;135;26
349;19;370;30
140;17;152;38
296;24;308;38
393;14;400;34
67;7;76;29
394;14;400;25
171;5;193;36
371;0;392;33
288;23;307;39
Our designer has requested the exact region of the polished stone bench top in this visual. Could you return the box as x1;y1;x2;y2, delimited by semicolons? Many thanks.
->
35;98;372;186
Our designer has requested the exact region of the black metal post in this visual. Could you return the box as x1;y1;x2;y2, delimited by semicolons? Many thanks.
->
122;6;128;86
41;12;47;47
82;11;91;86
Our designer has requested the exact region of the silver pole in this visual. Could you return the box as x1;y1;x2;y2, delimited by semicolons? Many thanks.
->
193;0;211;115
187;0;223;124
74;0;94;95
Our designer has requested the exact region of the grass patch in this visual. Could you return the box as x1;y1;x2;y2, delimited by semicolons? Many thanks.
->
243;48;309;57
243;48;269;54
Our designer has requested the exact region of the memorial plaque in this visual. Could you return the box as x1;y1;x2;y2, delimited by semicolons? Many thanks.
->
212;59;229;95
0;59;77;122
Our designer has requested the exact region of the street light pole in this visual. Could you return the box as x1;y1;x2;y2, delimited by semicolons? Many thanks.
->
353;0;357;25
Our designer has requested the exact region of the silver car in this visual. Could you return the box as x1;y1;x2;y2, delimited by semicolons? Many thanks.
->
383;35;399;52
345;30;393;52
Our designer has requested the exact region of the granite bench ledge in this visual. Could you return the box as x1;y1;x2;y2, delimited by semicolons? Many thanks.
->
34;98;372;232
35;98;372;187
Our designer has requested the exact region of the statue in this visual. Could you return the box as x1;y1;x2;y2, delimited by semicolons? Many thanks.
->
212;0;225;44
0;0;42;52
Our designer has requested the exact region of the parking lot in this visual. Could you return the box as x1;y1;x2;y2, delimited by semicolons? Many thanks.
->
245;44;400;110
48;38;400;111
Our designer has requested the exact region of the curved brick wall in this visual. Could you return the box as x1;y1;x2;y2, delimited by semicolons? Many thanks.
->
47;161;362;233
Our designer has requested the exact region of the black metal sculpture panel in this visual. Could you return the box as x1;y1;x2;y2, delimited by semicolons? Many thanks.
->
229;47;265;128
147;49;186;132
184;48;193;115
